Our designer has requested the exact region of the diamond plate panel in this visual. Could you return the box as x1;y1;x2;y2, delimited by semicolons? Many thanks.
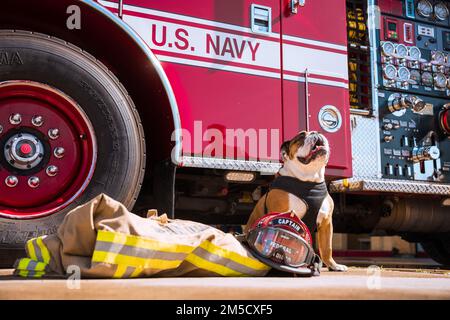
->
330;178;450;195
349;114;381;178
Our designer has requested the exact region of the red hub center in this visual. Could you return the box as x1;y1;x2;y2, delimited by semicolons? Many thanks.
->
19;143;32;155
0;81;97;219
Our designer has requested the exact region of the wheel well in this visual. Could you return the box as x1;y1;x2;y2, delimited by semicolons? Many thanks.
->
0;0;180;178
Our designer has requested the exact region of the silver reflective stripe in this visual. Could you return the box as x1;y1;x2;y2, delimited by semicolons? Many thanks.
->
123;266;135;278
13;269;44;278
94;241;187;261
27;259;39;271
26;259;48;272
193;247;267;276
32;239;44;262
23;270;44;277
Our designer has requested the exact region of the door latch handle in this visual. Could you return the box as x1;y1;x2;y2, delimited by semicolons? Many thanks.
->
251;4;272;34
118;0;124;19
291;0;306;14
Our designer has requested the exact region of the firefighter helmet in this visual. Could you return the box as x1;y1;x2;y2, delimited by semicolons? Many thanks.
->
246;211;322;276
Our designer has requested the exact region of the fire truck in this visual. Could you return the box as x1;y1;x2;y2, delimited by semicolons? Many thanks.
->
0;0;449;265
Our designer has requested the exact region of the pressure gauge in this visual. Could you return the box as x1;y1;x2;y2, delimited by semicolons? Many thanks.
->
434;2;449;21
417;0;433;18
432;51;446;65
383;64;397;80
434;72;447;88
409;46;422;60
396;44;408;58
422;71;433;86
397;66;411;81
381;41;395;56
409;69;421;84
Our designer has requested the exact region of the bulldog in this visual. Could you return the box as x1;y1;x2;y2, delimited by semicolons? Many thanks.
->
245;131;348;272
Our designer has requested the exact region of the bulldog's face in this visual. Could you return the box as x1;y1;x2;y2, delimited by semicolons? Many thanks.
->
281;131;330;173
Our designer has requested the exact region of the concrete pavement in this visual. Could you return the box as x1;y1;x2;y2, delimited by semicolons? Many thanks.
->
1;267;450;299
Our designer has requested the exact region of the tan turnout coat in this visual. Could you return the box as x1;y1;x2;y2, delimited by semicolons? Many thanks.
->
14;194;270;278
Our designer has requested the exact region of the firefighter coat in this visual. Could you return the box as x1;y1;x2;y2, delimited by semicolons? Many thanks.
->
14;194;270;278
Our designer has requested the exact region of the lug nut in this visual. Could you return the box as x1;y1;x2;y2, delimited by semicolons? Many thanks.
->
28;176;40;188
9;113;22;125
31;115;44;127
5;176;18;187
48;129;59;140
54;147;65;159
48;128;60;140
46;165;58;177
0;125;3;134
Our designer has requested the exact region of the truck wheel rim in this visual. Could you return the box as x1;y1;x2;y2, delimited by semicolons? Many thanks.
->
0;81;97;219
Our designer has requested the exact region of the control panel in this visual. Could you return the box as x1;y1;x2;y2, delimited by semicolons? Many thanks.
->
377;0;450;182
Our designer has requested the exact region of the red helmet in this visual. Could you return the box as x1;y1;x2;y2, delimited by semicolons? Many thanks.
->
246;211;322;276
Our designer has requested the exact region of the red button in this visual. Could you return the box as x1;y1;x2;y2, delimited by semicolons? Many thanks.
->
442;109;450;135
20;143;32;155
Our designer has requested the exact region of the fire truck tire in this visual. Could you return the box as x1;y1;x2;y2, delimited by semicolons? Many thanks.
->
420;236;450;266
0;30;145;248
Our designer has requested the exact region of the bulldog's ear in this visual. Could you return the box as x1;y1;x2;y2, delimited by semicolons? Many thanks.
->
294;131;307;140
280;140;290;161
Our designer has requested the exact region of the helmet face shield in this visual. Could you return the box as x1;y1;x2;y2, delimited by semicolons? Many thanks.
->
247;227;313;268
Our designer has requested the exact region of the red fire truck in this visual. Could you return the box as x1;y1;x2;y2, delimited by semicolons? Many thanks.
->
0;0;449;265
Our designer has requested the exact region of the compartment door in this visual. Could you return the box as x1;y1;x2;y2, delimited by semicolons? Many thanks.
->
281;0;352;177
110;0;284;163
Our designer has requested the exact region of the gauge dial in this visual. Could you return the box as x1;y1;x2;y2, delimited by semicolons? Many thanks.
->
383;64;397;80
381;42;395;56
422;71;433;86
434;2;449;21
434;73;447;88
409;69;421;84
396;44;408;58
397;67;411;81
409;46;422;60
417;0;433;18
432;51;446;65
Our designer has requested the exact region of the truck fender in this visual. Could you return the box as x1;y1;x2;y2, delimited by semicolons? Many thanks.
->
1;0;182;164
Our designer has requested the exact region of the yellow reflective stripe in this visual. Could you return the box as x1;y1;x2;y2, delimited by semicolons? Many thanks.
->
17;269;45;278
32;262;47;272
97;230;193;254
200;240;270;271
36;237;50;264
92;250;182;270
26;239;37;261
113;264;128;279
17;258;31;270
130;266;143;278
16;258;48;272
18;270;29;277
185;253;245;277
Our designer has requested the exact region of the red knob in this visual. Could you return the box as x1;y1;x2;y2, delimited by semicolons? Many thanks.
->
20;143;32;155
441;108;450;135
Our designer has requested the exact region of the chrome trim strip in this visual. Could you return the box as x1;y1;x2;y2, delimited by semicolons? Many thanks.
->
368;0;383;178
330;178;450;195
82;0;182;164
180;156;281;173
350;108;371;116
305;68;310;131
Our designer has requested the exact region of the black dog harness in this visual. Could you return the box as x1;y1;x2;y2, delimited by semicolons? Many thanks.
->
264;176;328;232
